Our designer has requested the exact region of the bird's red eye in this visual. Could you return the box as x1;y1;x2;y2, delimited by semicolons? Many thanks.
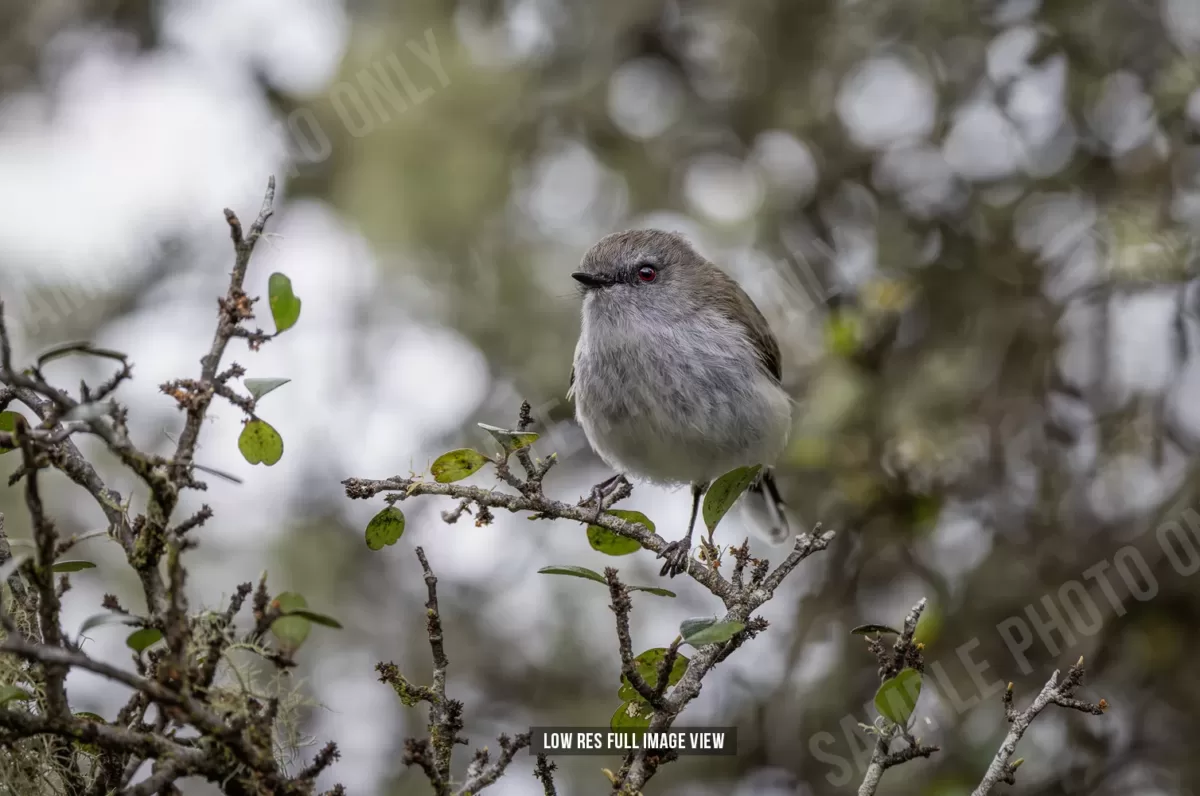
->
637;265;657;283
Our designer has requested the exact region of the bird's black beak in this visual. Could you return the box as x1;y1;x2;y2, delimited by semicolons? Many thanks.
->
572;271;611;289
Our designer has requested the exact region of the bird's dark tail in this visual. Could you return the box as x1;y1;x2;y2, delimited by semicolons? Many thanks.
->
741;467;791;545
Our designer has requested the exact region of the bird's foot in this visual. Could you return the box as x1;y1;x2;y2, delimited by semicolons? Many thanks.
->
657;539;691;578
581;474;630;523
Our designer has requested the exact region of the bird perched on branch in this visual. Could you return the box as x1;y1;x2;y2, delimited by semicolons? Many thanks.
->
569;229;792;577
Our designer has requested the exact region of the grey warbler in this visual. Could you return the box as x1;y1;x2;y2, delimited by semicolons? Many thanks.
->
569;229;792;577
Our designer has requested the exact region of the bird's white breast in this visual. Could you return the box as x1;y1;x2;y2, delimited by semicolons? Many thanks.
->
572;300;791;486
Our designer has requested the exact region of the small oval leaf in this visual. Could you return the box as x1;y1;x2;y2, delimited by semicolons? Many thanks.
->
238;419;284;466
0;685;33;706
537;565;606;584
610;699;653;731
617;648;689;701
51;560;96;573
0;411;21;454
271;592;312;650
125;628;163;654
244;378;291;401
874;667;923;726
430;449;489;483
703;466;762;534
851;624;903;637
268;273;302;333
680;617;745;647
365;507;406;551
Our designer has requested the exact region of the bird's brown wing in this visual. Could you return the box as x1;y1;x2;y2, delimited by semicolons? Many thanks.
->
711;270;782;383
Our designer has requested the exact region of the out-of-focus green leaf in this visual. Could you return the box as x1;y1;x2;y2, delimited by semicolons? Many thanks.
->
271;592;312;650
0;411;20;454
875;668;922;726
0;685;33;705
617;648;689;701
283;608;343;629
125;628;163;654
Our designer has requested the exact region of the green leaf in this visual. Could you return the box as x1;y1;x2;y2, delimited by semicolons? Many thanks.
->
703;465;761;534
618;648;689;701
73;712;105;722
271;592;312;650
365;507;406;551
610;699;653;731
537;565;606;584
244;378;291;401
282;609;343;629
268;272;302;333
430;448;489;483
629;586;676;598
914;605;942;646
825;311;863;357
477;422;539;454
78;613;139;636
51;560;96;573
0;685;33;706
238;419;284;466
680;617;745;647
587;509;653;556
125;628;163;654
35;341;127;368
0;411;20;454
874;667;923;726
850;624;903;636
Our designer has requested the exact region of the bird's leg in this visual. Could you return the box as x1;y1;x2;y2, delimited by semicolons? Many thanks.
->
584;473;626;523
658;481;706;578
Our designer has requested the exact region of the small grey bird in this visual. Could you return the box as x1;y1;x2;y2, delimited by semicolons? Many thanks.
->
568;229;792;577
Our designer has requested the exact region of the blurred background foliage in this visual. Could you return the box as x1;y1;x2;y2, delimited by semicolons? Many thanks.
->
4;0;1200;794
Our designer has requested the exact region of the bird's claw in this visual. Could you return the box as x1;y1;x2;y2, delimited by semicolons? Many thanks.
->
657;540;690;578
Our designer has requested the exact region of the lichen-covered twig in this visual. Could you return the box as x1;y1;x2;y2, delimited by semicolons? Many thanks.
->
376;547;536;795
970;658;1107;796
0;177;345;794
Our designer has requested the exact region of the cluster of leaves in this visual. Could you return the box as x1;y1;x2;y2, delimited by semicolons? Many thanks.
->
236;272;302;467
